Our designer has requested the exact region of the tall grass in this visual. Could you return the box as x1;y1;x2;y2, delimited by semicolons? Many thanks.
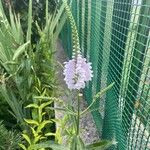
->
0;0;66;130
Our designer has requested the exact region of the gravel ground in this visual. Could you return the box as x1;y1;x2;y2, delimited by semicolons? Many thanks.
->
54;40;100;145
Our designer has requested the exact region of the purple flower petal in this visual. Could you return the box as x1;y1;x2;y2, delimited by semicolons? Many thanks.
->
63;54;93;90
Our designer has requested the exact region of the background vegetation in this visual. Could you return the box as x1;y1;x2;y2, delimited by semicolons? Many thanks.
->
0;0;58;128
0;0;64;148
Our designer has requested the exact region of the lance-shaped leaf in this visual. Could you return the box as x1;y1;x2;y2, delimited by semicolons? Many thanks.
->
32;141;69;150
86;140;115;150
19;144;27;150
24;119;39;126
13;41;30;60
25;104;39;109
22;134;31;145
37;120;52;133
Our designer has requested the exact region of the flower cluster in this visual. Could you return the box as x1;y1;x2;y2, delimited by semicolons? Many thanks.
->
63;54;93;90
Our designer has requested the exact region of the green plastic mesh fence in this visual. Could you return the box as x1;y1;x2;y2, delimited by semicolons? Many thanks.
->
61;0;150;149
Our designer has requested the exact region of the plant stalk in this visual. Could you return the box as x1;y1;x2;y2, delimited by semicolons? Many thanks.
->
76;91;80;136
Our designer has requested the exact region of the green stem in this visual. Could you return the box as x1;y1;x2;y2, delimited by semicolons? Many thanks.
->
81;83;115;115
80;99;96;116
76;92;80;135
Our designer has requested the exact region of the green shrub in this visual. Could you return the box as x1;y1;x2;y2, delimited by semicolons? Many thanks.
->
0;121;22;150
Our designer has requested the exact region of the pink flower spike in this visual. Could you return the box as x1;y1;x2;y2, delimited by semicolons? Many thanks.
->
63;54;93;90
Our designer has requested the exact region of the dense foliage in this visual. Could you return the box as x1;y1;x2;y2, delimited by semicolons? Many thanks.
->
0;0;115;149
0;121;22;150
0;0;59;129
2;0;58;44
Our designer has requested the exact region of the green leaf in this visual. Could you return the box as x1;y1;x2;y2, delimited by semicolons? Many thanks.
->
82;107;101;116
53;13;67;40
70;136;86;150
45;133;56;137
33;135;42;144
24;119;39;126
46;107;77;116
13;41;30;60
42;112;46;116
37;120;52;133
70;136;77;150
32;141;69;150
34;96;63;103
22;134;31;145
40;101;53;109
26;0;32;42
45;0;48;24
86;140;114;150
81;83;115;116
9;8;18;42
0;84;25;129
30;127;38;137
4;61;18;65
51;2;65;35
46;107;66;111
19;143;27;150
51;118;61;124
76;136;85;150
93;83;115;100
25;104;39;109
